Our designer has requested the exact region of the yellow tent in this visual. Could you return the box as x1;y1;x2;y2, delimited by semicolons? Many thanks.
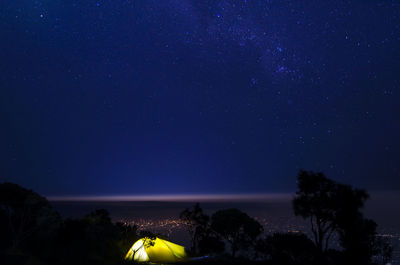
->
125;237;187;263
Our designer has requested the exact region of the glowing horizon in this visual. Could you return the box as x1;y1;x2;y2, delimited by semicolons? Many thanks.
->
47;193;292;202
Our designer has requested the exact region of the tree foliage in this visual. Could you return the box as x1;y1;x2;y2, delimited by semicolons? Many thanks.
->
292;170;370;253
256;232;317;265
0;182;61;254
293;170;339;252
292;170;389;265
0;178;392;265
179;203;210;253
55;209;123;265
211;208;263;257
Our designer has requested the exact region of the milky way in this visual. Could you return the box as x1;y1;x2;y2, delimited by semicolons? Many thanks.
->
0;0;399;195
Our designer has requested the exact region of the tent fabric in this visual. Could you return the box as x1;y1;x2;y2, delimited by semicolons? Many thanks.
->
125;237;187;263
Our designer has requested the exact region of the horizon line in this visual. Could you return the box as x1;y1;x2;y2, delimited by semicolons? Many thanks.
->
47;192;293;202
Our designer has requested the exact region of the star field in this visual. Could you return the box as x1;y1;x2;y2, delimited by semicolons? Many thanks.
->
0;0;399;195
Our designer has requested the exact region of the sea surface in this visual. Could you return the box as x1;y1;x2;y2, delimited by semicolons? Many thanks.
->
50;192;400;264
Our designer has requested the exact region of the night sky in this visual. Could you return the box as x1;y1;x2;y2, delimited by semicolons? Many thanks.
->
1;1;399;197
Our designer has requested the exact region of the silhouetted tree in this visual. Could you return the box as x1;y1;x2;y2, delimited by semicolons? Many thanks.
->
293;170;371;253
115;222;139;256
211;208;263;257
0;182;61;255
256;232;317;265
197;233;225;256
338;217;378;265
55;209;121;265
330;183;377;264
292;170;339;252
0;183;143;265
180;203;209;253
138;230;158;243
292;170;390;265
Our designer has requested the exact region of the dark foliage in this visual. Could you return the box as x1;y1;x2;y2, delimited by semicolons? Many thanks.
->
256;233;317;265
54;209;122;265
292;170;393;265
180;203;225;256
197;233;225;256
293;170;370;253
180;203;210;254
115;221;139;256
0;182;61;263
0;182;138;265
292;170;340;252
211;208;263;257
0;178;394;265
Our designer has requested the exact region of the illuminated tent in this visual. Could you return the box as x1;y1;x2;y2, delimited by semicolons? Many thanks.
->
125;237;187;263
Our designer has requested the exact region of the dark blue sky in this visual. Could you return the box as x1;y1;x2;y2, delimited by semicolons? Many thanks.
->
1;0;399;196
